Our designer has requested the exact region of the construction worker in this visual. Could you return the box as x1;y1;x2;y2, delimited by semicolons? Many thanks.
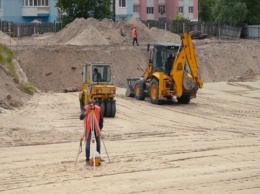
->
93;68;102;81
131;25;139;46
80;99;103;164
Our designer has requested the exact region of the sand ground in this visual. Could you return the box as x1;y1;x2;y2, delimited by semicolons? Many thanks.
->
0;81;259;194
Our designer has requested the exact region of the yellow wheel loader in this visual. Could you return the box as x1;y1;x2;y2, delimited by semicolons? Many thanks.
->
126;32;203;104
79;63;116;117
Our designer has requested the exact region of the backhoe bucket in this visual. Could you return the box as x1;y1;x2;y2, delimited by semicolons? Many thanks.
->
125;78;139;97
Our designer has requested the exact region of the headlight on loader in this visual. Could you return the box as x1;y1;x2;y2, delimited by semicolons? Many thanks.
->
110;90;116;94
97;89;102;94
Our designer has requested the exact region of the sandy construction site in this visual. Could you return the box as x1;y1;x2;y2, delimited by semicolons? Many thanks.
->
0;18;260;193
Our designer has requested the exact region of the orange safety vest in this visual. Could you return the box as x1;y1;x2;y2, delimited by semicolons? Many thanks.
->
131;28;137;38
83;105;101;139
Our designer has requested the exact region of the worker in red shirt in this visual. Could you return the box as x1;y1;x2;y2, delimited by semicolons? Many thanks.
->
80;99;103;164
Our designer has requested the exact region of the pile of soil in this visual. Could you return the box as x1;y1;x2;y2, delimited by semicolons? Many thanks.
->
14;17;180;46
0;31;17;46
0;59;30;111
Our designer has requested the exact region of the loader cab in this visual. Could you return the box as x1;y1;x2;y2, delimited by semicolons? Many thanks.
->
82;63;112;84
151;43;181;75
80;62;117;117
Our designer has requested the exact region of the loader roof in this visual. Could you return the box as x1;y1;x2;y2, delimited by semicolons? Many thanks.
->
154;43;181;47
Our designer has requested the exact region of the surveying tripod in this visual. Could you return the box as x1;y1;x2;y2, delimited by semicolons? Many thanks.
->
75;106;110;170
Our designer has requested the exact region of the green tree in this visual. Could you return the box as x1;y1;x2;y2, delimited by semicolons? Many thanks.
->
241;0;260;24
56;0;112;27
199;0;215;21
213;0;247;25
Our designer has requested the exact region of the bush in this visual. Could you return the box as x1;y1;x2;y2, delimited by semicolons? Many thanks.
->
20;82;37;95
0;44;19;80
1;44;37;95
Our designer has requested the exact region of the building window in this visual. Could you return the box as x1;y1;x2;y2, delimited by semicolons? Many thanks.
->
119;0;126;7
133;5;140;13
23;0;48;6
178;6;183;13
159;5;165;14
147;7;154;14
188;6;193;13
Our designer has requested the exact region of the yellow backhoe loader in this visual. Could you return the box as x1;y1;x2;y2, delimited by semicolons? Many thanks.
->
126;32;203;104
79;62;116;117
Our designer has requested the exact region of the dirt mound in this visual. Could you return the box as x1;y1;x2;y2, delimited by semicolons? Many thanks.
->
49;17;122;45
0;59;29;111
0;31;17;46
66;27;109;45
116;17;180;44
48;17;180;46
228;69;260;82
196;38;260;82
13;37;260;93
13;45;148;92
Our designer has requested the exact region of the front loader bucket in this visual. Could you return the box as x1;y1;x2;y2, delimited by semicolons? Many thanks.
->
125;78;139;97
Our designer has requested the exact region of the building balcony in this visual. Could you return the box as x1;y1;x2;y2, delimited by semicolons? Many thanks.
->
22;6;50;17
133;0;140;4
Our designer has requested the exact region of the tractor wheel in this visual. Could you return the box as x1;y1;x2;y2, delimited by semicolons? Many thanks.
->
105;101;112;117
177;95;190;104
134;81;145;100
111;101;116;117
149;79;162;104
100;101;105;117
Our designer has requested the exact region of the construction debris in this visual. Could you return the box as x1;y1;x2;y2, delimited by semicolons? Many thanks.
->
189;30;207;39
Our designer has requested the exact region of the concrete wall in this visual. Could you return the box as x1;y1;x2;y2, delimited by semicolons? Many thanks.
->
166;0;178;19
140;0;147;20
1;0;22;22
247;25;260;38
193;0;198;21
146;0;154;20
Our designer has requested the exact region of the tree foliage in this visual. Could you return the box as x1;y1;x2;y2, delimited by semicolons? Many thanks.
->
199;0;215;22
199;0;260;25
172;15;189;21
213;0;247;25
56;0;112;26
241;0;260;24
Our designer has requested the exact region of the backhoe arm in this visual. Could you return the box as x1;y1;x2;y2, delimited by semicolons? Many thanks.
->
170;32;203;97
182;32;203;88
143;64;153;81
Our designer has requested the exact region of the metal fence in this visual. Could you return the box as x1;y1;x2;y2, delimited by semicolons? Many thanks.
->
0;20;62;37
143;20;243;39
0;19;258;39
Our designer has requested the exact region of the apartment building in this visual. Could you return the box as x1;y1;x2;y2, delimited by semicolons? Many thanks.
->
115;0;198;21
113;0;133;21
0;0;59;23
0;0;198;23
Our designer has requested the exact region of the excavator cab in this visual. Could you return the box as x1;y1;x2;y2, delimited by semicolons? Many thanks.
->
150;43;181;75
